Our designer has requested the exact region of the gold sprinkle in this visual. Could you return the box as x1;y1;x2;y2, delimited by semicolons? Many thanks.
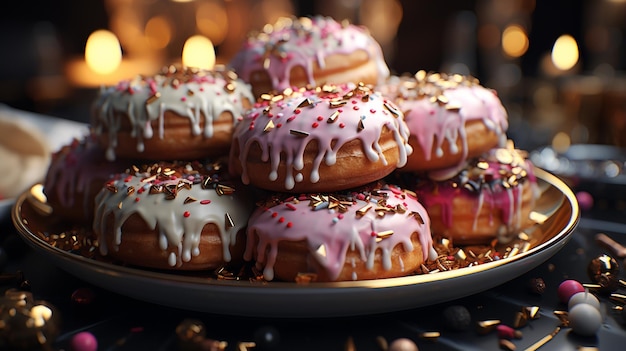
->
329;100;347;108
150;185;164;194
357;119;365;132
238;341;256;351
216;184;235;196
415;70;427;81
419;331;440;340
316;244;327;258
523;327;560;351
445;104;461;111
263;57;271;70
186;89;194;96
298;98;313;108
264;120;275;132
184;196;196;204
496;148;514;164
126;186;135;196
499;339;516;351
477;161;489;170
327;111;340;123
295;272;318;284
376;230;394;239
525;306;540;319
225;213;234;230
383;101;400;116
290;129;310;137
455;249;467;261
411;211;425;224
106;183;118;193
117;202;123;209
356;204;372;216
476;320;500;334
260;93;272;101
513;311;528;328
146;92;162;104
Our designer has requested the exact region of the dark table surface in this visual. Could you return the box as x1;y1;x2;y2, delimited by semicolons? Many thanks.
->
2;177;626;351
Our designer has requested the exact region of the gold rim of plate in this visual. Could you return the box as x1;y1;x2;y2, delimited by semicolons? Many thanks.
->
11;167;579;290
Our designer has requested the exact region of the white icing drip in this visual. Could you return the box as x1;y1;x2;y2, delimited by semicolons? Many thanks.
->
93;170;253;268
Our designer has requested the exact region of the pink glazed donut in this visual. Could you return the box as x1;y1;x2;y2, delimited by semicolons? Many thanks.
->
413;143;540;245
245;183;434;282
379;71;509;179
228;82;413;193
229;16;390;97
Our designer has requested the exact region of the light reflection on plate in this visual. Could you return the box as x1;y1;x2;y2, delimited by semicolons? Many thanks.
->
12;168;579;318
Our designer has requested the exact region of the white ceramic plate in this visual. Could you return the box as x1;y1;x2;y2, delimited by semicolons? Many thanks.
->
12;168;579;318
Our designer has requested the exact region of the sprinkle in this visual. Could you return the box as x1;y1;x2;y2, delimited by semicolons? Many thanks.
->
298;98;313;108
183;211;191;218
285;203;297;211
200;199;211;205
327;111;339;123
286;222;293;228
383;101;400;116
146;92;162;104
316;244;327;258
184;196;196;204
263;120;275;132
357;119;365;131
225;213;234;229
312;122;319;128
216;184;235;196
290;129;309;137
356;203;372;216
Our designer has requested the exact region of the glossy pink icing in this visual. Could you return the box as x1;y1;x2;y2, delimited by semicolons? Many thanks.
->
379;72;509;179
43;135;129;219
93;161;254;268
245;184;433;281
229;83;413;191
229;16;390;92
415;146;539;235
92;65;254;161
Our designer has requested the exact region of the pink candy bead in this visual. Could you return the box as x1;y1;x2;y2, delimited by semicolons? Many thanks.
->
70;331;98;351
557;279;585;304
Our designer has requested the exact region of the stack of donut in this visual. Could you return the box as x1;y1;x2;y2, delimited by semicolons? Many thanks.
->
44;65;257;271
379;71;540;246
40;14;542;283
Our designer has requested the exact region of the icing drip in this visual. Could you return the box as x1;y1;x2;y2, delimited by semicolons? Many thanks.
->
92;65;255;161
230;83;413;190
93;161;253;267
379;72;509;177
229;16;390;91
415;144;539;235
245;184;433;281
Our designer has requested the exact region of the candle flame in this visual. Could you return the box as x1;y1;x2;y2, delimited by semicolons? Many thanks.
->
551;35;579;71
85;30;122;75
182;35;215;70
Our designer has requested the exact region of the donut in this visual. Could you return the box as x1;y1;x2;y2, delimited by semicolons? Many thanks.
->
43;134;134;224
413;143;540;245
229;16;390;97
244;183;434;282
378;71;508;179
91;64;255;161
93;160;254;270
229;82;413;193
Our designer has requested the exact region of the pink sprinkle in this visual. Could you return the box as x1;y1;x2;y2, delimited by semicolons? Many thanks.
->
124;176;132;182
278;217;285;223
200;200;211;205
353;106;359;110
370;231;377;237
286;203;297;210
312;122;319;128
370;109;376;113
429;110;435;115
268;113;273;117
317;116;323;121
271;212;278;218
286;222;293;228
339;123;345;128
135;197;140;202
337;214;344;219
338;109;343;112
181;97;187;102
287;115;296;122
351;100;357;104
183;211;191;218
294;108;301;114
276;123;283;128
356;193;365;200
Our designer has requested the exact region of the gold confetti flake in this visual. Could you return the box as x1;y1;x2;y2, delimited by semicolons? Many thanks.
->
297;98;313;108
184;196;196;204
150;184;164;194
476;320;500;334
216;184;235;196
356;203;372;216
106;183;118;193
263;57;271;70
419;331;441;340
290;129;310;137
263;120;275;132
411;211;425;224
327;111;340;123
146;92;161;104
126;186;135;196
316;244;327;258
357;119;365;132
225;213;235;230
295;272;318;284
329;100;347;108
383;101;401;116
376;230;394;239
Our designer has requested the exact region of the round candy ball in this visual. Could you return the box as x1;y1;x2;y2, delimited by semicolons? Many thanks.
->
442;305;472;331
389;338;418;351
70;331;98;351
568;303;602;336
568;291;600;310
558;279;585;304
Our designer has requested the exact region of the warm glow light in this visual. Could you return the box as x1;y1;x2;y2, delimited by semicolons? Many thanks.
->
551;34;579;71
196;2;228;45
552;131;571;154
85;30;122;74
182;35;215;70
502;25;529;58
145;16;172;50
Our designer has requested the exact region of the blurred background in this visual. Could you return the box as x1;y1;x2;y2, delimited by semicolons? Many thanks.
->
0;0;625;152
